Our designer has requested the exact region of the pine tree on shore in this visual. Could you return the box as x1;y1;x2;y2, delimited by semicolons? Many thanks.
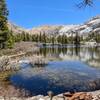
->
6;31;15;48
0;0;14;48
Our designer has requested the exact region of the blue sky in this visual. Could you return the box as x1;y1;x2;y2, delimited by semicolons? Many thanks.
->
6;0;100;28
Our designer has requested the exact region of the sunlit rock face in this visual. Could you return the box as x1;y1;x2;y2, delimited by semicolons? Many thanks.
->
59;25;80;37
29;25;63;35
59;16;100;37
79;16;100;34
7;21;28;34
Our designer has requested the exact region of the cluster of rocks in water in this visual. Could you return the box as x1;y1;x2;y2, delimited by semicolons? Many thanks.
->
0;91;100;100
28;91;100;100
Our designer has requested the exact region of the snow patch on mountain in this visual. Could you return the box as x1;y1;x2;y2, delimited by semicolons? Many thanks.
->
8;15;100;37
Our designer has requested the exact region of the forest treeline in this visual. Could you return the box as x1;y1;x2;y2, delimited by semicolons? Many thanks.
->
13;31;100;45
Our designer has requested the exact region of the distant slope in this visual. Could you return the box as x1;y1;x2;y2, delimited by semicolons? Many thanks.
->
29;25;63;36
8;16;100;37
59;16;100;37
7;21;28;34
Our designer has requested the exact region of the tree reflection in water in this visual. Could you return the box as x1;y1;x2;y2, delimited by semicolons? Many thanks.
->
38;46;100;68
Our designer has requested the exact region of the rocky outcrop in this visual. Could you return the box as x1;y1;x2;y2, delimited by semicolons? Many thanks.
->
59;16;100;37
0;91;100;100
29;25;62;35
7;21;28;34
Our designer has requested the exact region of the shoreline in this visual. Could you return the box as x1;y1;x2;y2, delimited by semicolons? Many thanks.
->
0;90;100;100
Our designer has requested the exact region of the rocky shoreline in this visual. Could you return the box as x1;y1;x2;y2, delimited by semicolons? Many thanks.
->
0;42;40;71
0;90;100;100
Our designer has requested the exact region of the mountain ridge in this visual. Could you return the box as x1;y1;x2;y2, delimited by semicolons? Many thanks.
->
8;15;100;37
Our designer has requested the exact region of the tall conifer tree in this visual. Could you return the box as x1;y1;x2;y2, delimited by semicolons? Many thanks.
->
0;0;8;48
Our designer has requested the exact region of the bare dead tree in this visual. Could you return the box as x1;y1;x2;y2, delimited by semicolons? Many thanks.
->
77;0;94;8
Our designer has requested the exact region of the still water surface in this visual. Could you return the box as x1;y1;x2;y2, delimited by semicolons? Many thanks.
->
2;46;100;95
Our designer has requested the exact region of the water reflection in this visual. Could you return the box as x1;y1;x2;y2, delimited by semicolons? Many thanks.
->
38;46;100;68
10;60;100;95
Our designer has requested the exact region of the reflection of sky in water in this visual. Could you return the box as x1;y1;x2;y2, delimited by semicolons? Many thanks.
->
10;60;100;95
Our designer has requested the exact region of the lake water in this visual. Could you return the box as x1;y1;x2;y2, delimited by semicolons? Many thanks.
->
1;46;100;96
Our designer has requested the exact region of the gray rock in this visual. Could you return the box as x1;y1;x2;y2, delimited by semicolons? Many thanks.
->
0;96;4;100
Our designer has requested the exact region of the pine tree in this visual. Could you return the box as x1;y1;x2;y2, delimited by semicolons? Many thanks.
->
64;35;68;44
0;0;12;48
39;32;42;42
57;35;62;44
51;36;55;44
74;32;80;45
6;31;15;48
42;33;46;43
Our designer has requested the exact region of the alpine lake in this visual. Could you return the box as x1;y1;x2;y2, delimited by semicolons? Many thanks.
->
0;45;100;96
